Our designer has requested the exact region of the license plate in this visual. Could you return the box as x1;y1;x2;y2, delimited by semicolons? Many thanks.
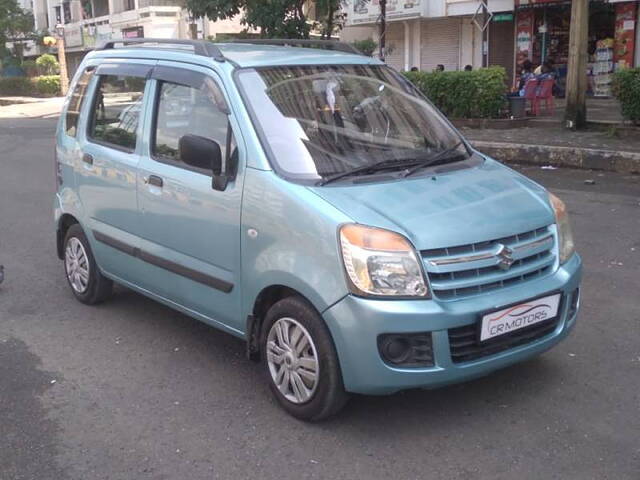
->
480;293;561;342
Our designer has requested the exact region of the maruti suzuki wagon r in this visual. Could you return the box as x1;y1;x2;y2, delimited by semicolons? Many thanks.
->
54;38;582;421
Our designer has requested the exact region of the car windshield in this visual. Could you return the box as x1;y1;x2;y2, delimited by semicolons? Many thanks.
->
237;64;469;183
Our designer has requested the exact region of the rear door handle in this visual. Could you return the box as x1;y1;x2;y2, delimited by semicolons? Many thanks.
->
82;153;93;165
145;175;163;188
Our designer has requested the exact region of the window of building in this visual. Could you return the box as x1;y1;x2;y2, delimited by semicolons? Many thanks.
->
88;74;146;151
153;80;232;174
65;68;95;137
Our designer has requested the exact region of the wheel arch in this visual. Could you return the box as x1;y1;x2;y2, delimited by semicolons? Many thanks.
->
56;213;80;259
246;285;318;362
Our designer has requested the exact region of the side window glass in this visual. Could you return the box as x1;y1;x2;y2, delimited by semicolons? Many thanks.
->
89;74;146;151
153;80;229;172
65;68;94;137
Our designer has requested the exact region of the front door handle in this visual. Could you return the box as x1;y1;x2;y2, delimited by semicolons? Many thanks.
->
82;153;93;165
145;175;163;188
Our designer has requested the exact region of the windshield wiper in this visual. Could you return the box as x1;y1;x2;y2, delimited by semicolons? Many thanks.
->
402;141;466;178
318;158;420;186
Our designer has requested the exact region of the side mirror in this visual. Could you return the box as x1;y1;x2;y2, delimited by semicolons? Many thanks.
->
179;134;222;175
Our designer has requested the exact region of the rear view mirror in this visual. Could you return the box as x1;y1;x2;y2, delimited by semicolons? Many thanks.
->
179;134;222;174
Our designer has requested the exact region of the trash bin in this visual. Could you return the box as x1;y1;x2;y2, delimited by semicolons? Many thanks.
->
509;96;526;119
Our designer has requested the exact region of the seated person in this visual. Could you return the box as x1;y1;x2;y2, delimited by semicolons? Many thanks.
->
509;60;534;97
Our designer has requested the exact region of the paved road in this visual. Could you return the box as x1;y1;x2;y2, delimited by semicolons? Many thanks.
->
1;118;639;480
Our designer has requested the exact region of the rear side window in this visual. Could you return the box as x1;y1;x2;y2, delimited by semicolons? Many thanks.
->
153;80;229;170
65;68;94;137
88;74;147;151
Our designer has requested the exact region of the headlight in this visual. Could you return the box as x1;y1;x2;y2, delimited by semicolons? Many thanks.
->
339;224;429;298
549;193;575;263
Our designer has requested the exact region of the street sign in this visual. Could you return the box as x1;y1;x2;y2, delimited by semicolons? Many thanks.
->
472;0;494;32
493;13;514;22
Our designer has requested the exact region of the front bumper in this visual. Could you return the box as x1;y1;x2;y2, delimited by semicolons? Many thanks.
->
323;253;582;395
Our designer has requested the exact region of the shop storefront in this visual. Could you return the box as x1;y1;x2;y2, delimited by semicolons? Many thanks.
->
515;0;639;96
489;13;516;86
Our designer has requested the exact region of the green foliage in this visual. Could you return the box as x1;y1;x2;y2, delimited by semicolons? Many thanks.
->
34;75;60;96
604;124;619;138
403;67;508;119
187;0;310;38
315;0;345;38
351;38;377;57
245;1;310;38
613;68;640;125
0;0;20;46
1;0;35;61
0;75;31;95
35;53;59;75
21;58;37;76
0;75;60;96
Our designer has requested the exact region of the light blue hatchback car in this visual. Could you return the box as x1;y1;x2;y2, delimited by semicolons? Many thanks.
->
55;38;582;420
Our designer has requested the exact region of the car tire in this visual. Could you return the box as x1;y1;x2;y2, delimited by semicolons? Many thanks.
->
261;296;349;421
63;224;113;305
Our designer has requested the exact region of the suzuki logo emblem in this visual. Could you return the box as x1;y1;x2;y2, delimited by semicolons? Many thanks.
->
496;244;515;270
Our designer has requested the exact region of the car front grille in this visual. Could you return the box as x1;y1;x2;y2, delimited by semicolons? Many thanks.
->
421;226;556;300
448;315;561;364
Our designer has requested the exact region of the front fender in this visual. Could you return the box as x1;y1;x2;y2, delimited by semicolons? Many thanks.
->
240;168;352;324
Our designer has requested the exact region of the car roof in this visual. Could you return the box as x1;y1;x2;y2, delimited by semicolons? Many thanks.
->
88;41;382;69
215;43;381;68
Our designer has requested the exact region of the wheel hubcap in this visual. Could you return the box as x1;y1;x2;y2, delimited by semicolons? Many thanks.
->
266;317;319;404
65;237;90;294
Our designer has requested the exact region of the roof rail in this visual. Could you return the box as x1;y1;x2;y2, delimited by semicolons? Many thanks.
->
95;38;226;62
228;38;362;55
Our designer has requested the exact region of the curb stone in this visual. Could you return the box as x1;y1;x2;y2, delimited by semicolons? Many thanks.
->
472;141;640;174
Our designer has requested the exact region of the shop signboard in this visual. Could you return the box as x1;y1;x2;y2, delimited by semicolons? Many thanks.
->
613;2;636;68
64;25;83;48
516;0;615;4
351;0;423;25
515;0;563;5
82;24;114;48
516;9;534;66
122;26;144;39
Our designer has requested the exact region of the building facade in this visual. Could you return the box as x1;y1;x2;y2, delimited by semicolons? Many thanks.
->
342;0;640;94
514;0;639;96
341;0;516;82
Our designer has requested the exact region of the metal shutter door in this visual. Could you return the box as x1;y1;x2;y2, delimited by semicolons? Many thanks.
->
385;22;405;71
421;18;460;72
489;20;515;86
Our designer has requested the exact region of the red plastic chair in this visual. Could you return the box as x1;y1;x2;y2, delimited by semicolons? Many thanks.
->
534;78;555;116
523;78;539;115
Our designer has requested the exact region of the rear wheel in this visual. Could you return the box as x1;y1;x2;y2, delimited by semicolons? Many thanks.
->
63;224;113;304
261;296;349;421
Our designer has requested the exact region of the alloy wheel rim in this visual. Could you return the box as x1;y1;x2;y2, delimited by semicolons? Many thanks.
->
65;237;90;294
266;317;319;404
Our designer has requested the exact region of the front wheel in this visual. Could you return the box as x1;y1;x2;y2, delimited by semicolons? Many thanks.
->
261;296;349;421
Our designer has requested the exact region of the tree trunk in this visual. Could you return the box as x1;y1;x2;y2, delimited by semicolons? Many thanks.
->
565;0;589;129
296;1;308;38
379;0;386;61
325;2;335;40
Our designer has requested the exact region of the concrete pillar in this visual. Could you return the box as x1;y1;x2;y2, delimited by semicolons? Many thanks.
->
403;21;410;71
413;19;421;69
565;0;589;129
